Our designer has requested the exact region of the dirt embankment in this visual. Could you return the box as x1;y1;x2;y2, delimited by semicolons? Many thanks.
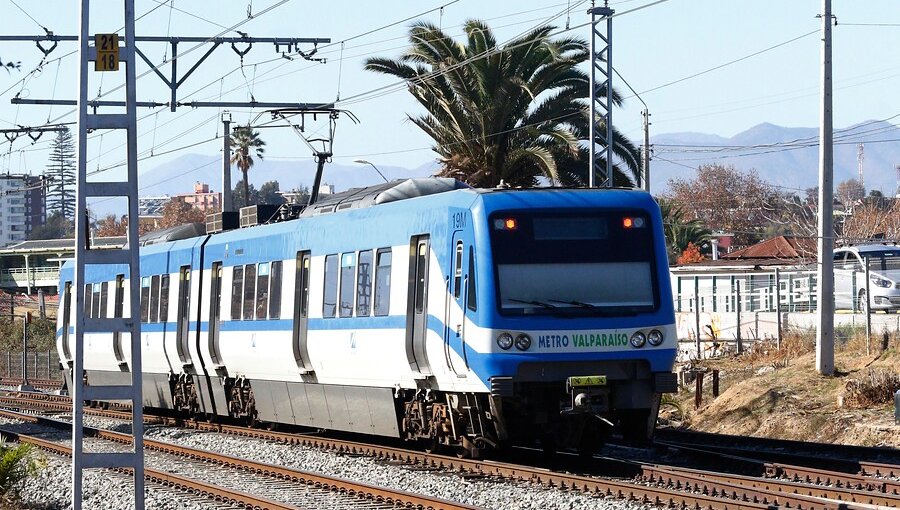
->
667;332;900;447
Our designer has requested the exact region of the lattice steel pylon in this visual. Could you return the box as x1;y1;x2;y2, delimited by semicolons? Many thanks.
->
588;1;614;188
72;1;144;509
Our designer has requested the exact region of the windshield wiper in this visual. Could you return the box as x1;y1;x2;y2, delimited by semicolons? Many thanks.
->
508;298;556;309
548;299;596;309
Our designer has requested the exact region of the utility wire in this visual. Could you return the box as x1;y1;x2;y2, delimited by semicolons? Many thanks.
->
8;0;50;32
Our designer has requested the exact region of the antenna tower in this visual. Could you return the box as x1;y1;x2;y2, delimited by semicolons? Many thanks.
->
857;143;865;189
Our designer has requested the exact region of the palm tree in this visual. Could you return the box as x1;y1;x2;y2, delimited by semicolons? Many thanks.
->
230;125;266;206
365;20;639;188
657;198;712;263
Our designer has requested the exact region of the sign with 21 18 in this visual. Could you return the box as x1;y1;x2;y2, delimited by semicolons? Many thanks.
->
95;33;119;72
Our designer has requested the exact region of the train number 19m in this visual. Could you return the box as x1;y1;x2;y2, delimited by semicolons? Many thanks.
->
95;33;120;72
451;212;467;229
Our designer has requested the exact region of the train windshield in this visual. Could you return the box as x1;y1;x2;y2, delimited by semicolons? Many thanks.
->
490;210;658;316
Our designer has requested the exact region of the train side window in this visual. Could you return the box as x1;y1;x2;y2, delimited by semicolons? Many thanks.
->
62;282;72;359
339;252;356;318
269;261;282;320
159;275;170;322
231;266;244;320
374;248;392;316
140;277;150;322
150;275;160;323
453;241;463;298
256;262;269;320
84;284;92;318
99;282;108;319
92;283;102;319
243;263;256;320
323;254;338;318
356;250;373;316
466;246;477;312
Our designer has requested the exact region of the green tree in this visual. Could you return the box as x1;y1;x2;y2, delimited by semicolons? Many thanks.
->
657;198;711;263
365;20;639;188
230;125;265;206
44;127;76;220
232;180;259;210
28;211;73;240
258;180;286;205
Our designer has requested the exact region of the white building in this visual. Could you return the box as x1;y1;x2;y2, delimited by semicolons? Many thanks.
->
0;175;43;246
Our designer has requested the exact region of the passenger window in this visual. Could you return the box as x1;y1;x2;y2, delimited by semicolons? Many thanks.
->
256;262;270;320
415;243;427;313
243;264;256;320
323;254;338;318
84;284;92;318
159;275;170;322
140;277;150;322
231;266;244;320
269;261;282;320
374;249;392;316
99;282;108;319
92;283;102;319
150;275;160;322
467;246;477;312
340;252;356;318
453;241;463;298
357;250;373;316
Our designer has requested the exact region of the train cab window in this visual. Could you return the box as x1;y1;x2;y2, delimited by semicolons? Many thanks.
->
467;246;477;312
84;284;92;318
140;277;150;322
256;262;269;320
339;252;356;318
150;275;160;322
453;241;463;298
323;254;338;318
99;282;108;319
356;250;373;316
159;275;170;322
243;264;256;320
269;261;282;320
374;249;392;316
231;266;244;320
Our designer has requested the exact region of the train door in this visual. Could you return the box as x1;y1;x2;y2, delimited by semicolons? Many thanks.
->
208;262;223;365
445;234;469;376
293;251;313;372
406;235;432;377
176;266;192;366
61;281;72;360
113;274;125;364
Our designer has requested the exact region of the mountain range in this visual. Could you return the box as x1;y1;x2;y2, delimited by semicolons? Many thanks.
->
133;120;900;205
649;120;900;195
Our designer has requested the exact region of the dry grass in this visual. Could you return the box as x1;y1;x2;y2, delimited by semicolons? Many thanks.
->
843;368;900;408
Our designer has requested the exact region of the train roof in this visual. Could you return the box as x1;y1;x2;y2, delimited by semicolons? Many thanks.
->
301;177;470;217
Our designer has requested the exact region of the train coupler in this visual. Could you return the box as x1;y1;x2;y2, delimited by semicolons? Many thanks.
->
561;375;610;417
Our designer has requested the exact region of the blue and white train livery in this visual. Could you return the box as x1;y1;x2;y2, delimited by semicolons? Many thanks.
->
57;178;677;455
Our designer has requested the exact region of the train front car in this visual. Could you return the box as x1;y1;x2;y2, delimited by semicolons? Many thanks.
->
466;188;676;454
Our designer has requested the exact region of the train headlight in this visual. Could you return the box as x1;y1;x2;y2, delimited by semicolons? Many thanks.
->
497;332;514;350
630;331;646;348
647;329;664;346
515;334;532;351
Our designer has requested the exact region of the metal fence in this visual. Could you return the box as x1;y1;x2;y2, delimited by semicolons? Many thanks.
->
0;350;62;381
672;264;900;360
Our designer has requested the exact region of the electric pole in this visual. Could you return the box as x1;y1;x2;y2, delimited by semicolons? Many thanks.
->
816;0;835;376
222;112;233;213
642;108;651;192
588;1;614;188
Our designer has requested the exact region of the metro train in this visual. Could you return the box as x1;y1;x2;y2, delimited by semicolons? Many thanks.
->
57;178;678;456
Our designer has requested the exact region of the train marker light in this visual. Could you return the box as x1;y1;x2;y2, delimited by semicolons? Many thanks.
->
630;331;646;348
494;218;518;231
623;217;645;229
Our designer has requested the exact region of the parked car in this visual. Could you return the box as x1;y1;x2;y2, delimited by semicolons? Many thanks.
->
834;245;900;312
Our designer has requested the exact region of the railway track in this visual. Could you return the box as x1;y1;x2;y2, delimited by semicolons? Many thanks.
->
0;408;480;510
3;391;900;509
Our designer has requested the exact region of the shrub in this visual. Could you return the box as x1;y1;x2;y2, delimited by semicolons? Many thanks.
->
843;368;900;408
0;439;42;503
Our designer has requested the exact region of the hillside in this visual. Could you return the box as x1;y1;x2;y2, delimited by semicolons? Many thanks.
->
651;120;900;194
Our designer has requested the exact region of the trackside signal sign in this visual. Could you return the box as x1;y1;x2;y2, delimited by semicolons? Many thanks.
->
95;33;119;72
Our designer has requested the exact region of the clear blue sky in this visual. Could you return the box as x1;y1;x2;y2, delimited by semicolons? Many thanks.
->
0;0;897;189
